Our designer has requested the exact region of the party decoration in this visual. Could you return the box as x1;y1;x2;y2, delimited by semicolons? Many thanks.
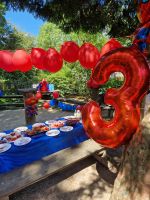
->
136;0;150;24
44;48;63;73
100;38;122;58
12;50;32;72
60;41;79;62
78;43;100;69
43;102;50;109
31;48;46;70
36;91;42;99
0;51;15;72
133;21;150;57
82;47;150;148
52;91;59;99
37;79;49;93
25;96;38;106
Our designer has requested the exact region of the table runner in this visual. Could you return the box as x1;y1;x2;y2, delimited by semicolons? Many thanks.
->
0;122;89;174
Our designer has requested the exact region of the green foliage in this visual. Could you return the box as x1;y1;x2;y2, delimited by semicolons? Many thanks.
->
37;22;111;97
2;0;138;37
99;78;124;94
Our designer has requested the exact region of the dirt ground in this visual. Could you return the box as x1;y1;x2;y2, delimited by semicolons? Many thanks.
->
0;108;114;200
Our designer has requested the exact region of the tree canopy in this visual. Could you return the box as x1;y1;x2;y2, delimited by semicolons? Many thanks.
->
2;0;138;37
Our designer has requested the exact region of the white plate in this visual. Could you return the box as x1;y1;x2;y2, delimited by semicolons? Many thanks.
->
46;130;60;137
14;127;28;133
63;116;77;119
0;132;7;137
32;123;45;128
0;143;11;153
45;120;57;125
60;126;73;132
14;137;31;146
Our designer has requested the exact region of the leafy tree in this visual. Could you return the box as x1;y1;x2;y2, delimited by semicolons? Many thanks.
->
2;0;138;37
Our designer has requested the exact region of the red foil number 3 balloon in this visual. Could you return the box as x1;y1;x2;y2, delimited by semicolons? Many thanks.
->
82;47;150;148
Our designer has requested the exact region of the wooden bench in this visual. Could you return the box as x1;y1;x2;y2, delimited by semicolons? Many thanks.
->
0;140;102;200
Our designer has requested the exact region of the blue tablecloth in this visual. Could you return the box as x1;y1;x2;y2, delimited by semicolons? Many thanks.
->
0;121;89;174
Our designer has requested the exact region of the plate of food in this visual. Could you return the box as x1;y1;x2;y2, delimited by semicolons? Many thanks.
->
60;126;73;132
0;143;11;153
50;121;65;129
14;126;28;133
65;117;80;126
26;124;49;136
14;137;31;146
45;120;57;125
32;123;45;128
0;132;7;138
46;130;60;137
4;132;21;143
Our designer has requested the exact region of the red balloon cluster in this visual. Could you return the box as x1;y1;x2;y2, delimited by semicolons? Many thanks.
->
25;96;38;106
60;41;79;63
52;91;59;99
78;43;100;69
0;50;32;72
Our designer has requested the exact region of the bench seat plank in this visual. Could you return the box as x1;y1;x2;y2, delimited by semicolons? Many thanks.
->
0;140;102;198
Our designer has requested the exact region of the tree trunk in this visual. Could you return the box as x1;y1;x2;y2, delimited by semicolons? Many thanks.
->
110;98;150;200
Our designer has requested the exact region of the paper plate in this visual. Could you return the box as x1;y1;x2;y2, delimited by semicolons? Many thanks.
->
14;126;28;133
60;126;73;132
14;137;31;146
0;132;7;137
46;130;60;137
0;143;11;153
32;123;45;128
45;120;57;125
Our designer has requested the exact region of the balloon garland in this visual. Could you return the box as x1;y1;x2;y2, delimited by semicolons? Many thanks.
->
0;1;149;148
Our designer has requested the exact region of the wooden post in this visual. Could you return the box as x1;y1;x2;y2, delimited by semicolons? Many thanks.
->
18;88;37;125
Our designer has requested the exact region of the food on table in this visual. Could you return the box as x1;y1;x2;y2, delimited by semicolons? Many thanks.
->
50;121;65;128
26;124;49;136
65;118;80;126
4;132;21;142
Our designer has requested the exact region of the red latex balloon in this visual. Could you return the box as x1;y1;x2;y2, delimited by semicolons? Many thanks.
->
31;48;46;70
0;51;15;72
44;48;63;73
43;102;50;109
36;91;42;99
52;91;59;99
82;47;150;148
78;43;100;69
60;41;79;63
100;38;122;58
12;50;32;72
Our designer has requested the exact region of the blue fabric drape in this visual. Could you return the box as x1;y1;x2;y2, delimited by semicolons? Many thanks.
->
0;122;89;174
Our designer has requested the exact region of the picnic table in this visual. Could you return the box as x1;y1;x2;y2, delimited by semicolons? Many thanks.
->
0;118;102;200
